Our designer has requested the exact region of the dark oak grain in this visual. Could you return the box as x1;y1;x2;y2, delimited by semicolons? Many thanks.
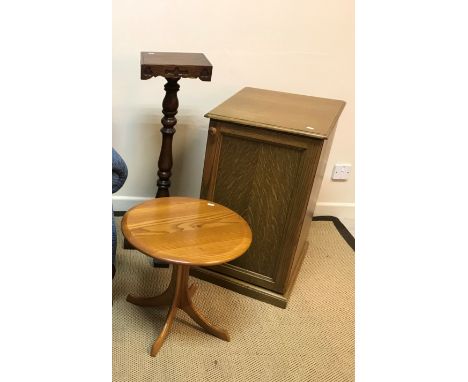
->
205;87;344;138
194;88;345;307
199;121;322;294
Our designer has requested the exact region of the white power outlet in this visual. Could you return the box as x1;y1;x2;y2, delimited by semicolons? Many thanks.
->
332;164;352;180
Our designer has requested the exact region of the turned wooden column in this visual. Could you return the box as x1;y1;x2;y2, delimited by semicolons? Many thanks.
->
156;77;180;197
140;52;213;198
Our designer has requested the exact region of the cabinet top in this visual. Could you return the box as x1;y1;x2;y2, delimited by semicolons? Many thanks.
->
140;52;212;81
205;87;345;139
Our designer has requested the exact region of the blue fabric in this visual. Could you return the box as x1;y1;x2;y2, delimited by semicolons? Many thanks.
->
112;148;128;277
112;148;128;193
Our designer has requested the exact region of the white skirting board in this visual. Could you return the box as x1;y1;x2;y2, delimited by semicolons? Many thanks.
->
112;196;153;211
113;196;355;220
313;202;355;220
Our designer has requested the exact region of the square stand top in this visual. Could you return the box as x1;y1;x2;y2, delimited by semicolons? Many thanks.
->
205;87;345;139
141;52;212;81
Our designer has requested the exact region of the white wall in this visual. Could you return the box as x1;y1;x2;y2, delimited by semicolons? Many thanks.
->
112;0;354;218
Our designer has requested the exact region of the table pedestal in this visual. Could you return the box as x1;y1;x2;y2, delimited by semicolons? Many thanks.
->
127;264;230;357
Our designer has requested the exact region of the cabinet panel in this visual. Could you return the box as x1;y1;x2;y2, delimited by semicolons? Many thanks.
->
201;121;321;292
215;134;301;280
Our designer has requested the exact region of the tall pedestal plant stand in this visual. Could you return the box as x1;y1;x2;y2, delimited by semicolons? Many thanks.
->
130;52;213;265
140;51;213;197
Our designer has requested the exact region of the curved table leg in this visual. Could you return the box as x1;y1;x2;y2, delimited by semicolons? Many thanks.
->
187;283;198;300
150;298;179;356
127;264;230;356
126;290;173;307
126;265;177;307
180;298;230;342
179;268;230;342
150;265;184;356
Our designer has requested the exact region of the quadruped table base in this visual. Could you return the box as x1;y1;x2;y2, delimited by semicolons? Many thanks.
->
127;264;229;357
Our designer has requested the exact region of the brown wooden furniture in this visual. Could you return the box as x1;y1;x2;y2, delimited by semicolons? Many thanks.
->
126;53;213;258
192;87;346;308
121;197;252;356
140;52;213;197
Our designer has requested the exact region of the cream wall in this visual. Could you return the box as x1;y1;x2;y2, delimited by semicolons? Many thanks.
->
112;0;354;218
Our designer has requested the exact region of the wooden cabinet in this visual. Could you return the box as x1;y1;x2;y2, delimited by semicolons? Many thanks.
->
191;87;345;308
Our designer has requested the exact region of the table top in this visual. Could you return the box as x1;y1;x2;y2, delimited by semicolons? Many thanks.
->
140;52;212;81
141;52;212;67
121;197;252;266
205;87;345;139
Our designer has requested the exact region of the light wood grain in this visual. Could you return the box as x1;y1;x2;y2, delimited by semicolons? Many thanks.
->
121;197;252;266
122;197;251;356
127;264;230;356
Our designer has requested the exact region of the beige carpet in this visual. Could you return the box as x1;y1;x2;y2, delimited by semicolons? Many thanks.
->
113;218;354;382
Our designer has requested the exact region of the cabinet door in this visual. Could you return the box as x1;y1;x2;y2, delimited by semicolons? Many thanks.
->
200;120;323;293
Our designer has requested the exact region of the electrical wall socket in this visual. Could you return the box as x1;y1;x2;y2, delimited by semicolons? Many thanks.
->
332;164;352;180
